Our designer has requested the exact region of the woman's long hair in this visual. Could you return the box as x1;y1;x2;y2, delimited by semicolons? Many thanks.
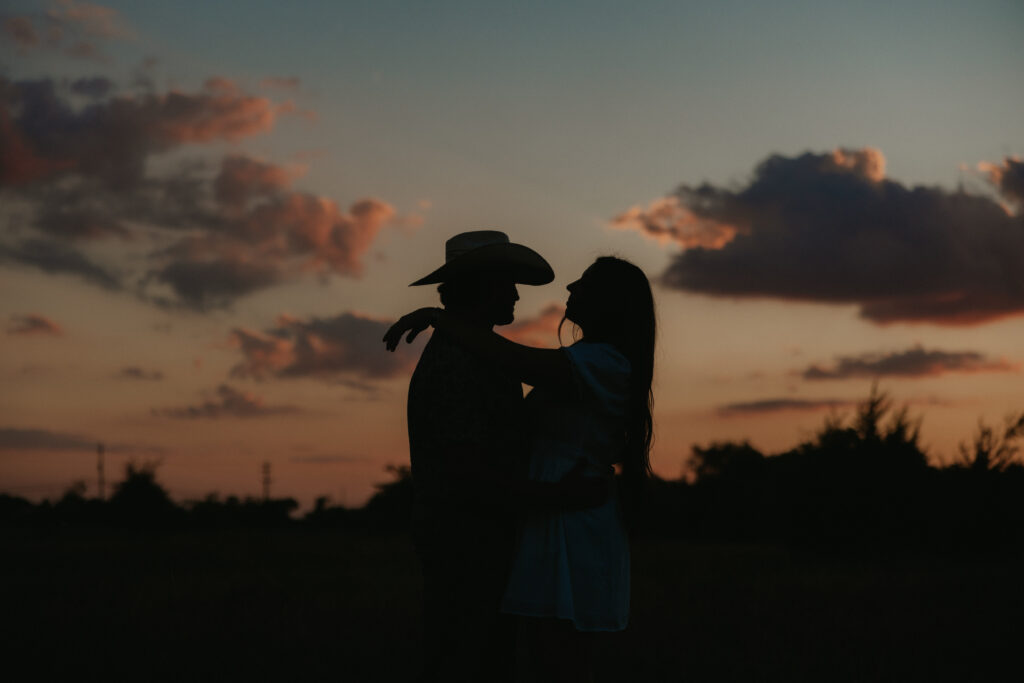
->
565;256;656;528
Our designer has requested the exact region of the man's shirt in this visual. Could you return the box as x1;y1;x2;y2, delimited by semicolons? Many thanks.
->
407;330;525;513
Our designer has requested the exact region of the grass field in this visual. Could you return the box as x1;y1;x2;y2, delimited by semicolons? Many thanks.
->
3;527;1021;682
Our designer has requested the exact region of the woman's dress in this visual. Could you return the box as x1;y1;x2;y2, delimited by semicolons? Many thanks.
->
501;341;631;632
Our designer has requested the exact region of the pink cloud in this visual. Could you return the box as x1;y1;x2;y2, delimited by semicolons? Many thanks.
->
503;304;566;348
239;194;395;275
214;154;305;210
147;87;284;145
1;72;401;310
978;156;1024;208
48;0;134;40
829;147;886;183
0;77;295;190
3;1;134;62
149;157;397;308
612;196;740;250
0;109;74;186
227;327;295;378
3;16;39;47
229;311;419;383
7;314;63;336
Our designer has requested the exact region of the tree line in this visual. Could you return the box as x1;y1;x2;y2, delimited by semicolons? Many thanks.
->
3;388;1023;552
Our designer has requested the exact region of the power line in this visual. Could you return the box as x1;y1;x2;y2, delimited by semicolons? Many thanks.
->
97;442;106;501
262;461;271;501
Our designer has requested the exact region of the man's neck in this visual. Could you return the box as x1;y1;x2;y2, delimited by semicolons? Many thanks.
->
442;305;494;330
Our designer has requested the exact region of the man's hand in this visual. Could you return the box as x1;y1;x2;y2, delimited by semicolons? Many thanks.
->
383;308;437;351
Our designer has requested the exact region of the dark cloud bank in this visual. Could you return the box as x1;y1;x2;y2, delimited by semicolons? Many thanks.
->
618;149;1024;325
0;427;162;454
802;346;1018;380
717;398;853;417
153;384;300;419
0;427;95;450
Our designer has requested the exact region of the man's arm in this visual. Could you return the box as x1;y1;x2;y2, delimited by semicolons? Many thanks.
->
446;443;610;511
384;308;574;390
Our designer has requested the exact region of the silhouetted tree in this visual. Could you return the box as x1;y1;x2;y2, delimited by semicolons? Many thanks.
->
0;493;34;524
303;495;356;528
108;461;181;527
688;441;766;481
956;412;1024;472
360;464;414;532
186;492;298;528
51;480;107;524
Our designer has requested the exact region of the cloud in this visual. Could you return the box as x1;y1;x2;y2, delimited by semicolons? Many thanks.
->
612;195;741;249
717;398;853;417
0;426;163;454
288;454;364;464
0;239;122;289
218;190;393;275
0;106;75;186
229;311;419;381
2;1;134;61
48;0;135;40
1;72;400;309
503;303;566;347
802;346;1019;380
622;148;1024;325
978;156;1024;208
3;16;39;47
0;77;287;189
153;384;301;419
146;171;396;308
259;76;301;91
68;75;114;98
150;256;283;310
7;314;63;336
213;153;304;209
118;366;164;381
0;427;94;450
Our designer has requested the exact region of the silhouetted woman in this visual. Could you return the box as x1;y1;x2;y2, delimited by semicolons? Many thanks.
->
384;256;655;682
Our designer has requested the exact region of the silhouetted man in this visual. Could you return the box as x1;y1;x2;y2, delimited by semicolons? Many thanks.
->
405;231;553;682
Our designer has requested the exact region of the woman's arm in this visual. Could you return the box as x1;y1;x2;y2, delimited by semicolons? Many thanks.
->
384;307;573;390
451;447;610;511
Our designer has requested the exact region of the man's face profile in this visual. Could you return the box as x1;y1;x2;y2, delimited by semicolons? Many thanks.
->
481;275;519;326
441;272;519;327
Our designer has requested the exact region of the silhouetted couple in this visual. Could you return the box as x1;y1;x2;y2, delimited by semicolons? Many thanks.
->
383;231;656;683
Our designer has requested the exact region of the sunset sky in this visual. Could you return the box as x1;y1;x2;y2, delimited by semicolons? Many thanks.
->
2;0;1022;508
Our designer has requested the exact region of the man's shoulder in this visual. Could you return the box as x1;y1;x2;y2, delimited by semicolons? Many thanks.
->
410;331;520;406
413;332;485;378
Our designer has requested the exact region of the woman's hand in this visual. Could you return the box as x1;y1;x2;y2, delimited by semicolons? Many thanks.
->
382;308;438;351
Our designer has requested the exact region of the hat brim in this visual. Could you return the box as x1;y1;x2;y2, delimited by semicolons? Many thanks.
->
409;242;554;286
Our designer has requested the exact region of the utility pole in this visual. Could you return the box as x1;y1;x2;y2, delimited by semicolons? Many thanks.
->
262;461;271;501
96;442;105;500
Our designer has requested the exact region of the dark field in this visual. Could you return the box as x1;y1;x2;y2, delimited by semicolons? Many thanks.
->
3;527;1021;682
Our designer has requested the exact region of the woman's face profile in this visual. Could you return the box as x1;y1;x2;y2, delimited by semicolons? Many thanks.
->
565;266;599;329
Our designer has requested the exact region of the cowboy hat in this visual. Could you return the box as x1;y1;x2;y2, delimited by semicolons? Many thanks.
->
409;230;554;286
